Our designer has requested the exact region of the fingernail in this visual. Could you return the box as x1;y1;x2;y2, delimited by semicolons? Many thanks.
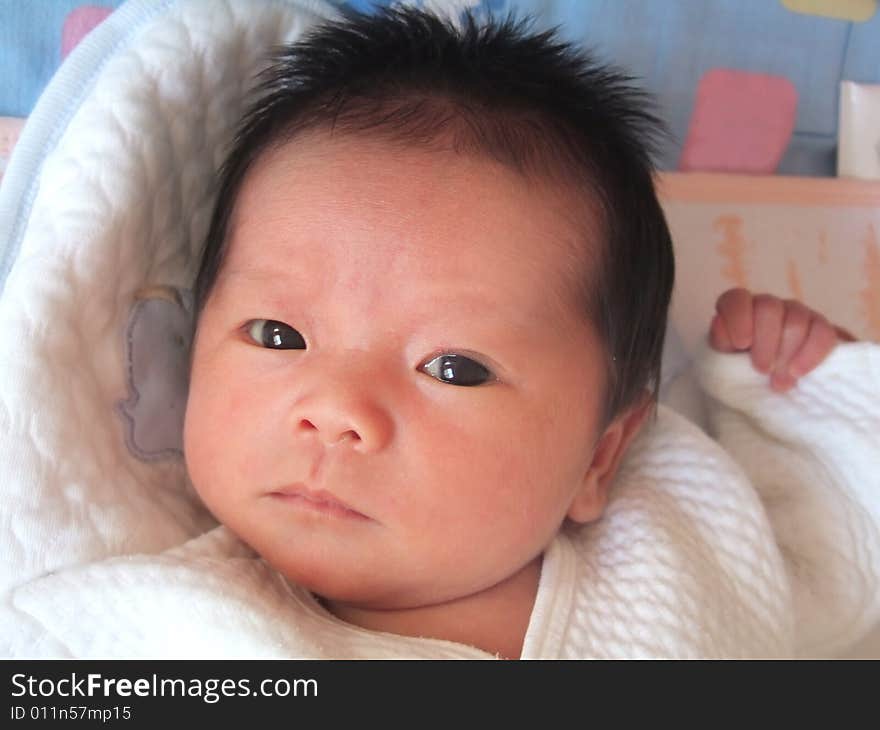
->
771;372;796;392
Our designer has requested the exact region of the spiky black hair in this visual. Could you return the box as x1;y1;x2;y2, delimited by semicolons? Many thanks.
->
193;6;674;426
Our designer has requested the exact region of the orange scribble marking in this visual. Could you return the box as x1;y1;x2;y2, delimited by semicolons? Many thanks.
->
787;258;804;301
861;224;880;341
713;214;749;288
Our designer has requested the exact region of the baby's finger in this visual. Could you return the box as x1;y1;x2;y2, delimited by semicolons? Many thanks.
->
709;313;737;352
788;315;838;378
770;300;812;390
834;325;858;343
715;288;754;350
749;295;785;374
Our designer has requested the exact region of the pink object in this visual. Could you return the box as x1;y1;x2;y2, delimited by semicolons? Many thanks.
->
0;116;26;181
679;69;798;174
0;116;25;158
61;6;114;59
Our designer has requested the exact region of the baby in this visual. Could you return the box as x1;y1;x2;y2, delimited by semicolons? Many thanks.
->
182;8;876;658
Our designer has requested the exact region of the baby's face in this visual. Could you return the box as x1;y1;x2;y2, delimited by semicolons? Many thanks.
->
184;131;608;609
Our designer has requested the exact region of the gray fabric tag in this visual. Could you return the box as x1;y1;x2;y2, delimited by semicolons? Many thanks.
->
116;286;194;462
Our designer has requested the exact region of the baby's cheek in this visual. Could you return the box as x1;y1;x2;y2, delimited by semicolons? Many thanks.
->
465;424;560;521
511;414;594;516
182;428;239;529
182;406;213;501
183;383;233;493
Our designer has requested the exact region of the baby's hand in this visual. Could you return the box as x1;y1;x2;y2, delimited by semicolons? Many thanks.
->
709;288;856;392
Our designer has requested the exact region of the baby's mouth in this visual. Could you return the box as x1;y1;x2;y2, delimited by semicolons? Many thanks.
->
268;484;370;521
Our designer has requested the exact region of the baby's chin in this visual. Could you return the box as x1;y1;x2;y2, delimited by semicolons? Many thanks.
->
192;497;403;604
276;558;430;610
202;501;500;612
265;548;490;615
245;537;414;609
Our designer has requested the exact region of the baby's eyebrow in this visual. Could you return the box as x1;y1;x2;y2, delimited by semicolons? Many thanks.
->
213;267;308;300
219;268;302;285
215;267;574;343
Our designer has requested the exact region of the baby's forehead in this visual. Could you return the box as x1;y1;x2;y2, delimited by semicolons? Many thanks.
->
206;135;606;363
227;130;602;279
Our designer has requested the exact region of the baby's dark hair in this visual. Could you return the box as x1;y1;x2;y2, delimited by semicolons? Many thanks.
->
193;6;674;428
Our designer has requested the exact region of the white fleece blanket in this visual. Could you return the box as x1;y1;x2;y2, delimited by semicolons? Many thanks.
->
0;0;878;658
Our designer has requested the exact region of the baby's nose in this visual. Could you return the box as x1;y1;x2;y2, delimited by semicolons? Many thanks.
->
289;376;394;452
296;415;361;446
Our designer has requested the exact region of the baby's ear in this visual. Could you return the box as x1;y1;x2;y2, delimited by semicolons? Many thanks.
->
566;392;654;524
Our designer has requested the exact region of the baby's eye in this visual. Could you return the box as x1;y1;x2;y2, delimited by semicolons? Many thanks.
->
422;354;493;387
245;319;306;350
